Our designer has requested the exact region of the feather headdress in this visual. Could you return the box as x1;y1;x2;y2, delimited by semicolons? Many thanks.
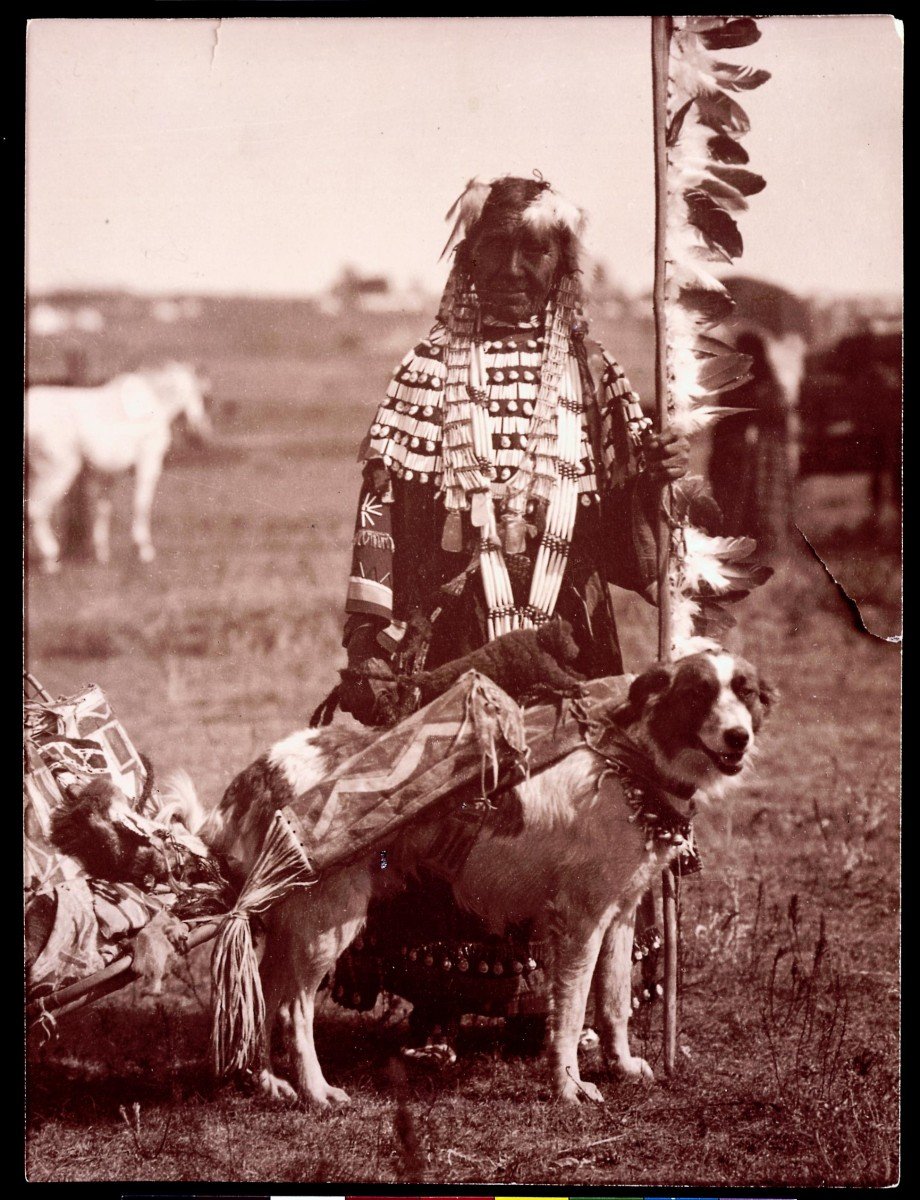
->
520;186;587;241
440;175;585;261
661;16;772;654
440;176;493;260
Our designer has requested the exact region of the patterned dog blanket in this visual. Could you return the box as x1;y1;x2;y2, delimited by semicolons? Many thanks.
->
287;670;632;873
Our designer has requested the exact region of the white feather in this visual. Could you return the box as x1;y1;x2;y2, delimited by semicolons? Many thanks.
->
669;107;719;157
669;405;723;436
668;261;729;297
522;189;586;239
680;527;754;592
444;176;492;229
665;197;730;272
674;633;722;658
670;589;699;649
153;769;207;836
665;301;710;348
670;52;719;102
667;343;702;416
441;176;493;259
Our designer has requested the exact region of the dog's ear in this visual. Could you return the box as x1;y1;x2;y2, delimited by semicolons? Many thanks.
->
758;674;780;715
628;663;673;709
613;663;673;726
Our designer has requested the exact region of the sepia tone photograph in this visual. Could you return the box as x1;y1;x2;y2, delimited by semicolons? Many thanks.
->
24;15;901;1189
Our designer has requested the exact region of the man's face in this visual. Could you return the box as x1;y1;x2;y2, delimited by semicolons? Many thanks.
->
467;220;563;323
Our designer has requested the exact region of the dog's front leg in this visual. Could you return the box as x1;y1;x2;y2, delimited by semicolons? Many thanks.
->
593;914;654;1082
288;987;351;1107
549;918;606;1104
255;951;299;1103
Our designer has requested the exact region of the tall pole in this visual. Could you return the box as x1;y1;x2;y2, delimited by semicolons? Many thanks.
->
651;13;680;1080
651;14;672;665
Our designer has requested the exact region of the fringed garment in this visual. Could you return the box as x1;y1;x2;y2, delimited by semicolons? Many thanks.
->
339;288;663;1026
345;304;658;678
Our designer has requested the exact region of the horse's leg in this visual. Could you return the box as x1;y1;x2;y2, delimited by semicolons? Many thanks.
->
131;449;165;564
28;452;80;574
89;475;114;566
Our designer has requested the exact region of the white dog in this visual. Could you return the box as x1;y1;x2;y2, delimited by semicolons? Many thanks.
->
174;648;776;1106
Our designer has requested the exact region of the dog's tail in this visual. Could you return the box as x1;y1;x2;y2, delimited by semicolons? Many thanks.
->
153;770;211;838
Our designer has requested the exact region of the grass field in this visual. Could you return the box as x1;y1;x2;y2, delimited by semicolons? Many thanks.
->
25;325;900;1187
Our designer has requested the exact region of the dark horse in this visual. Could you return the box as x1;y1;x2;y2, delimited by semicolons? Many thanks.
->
797;327;902;526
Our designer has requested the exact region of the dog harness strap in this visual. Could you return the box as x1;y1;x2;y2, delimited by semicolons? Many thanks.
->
582;721;697;801
573;716;702;875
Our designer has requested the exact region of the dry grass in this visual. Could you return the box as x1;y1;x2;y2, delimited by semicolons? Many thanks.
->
25;325;900;1187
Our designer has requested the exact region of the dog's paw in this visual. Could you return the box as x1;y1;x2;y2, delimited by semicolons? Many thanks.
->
256;1069;298;1104
303;1083;351;1107
611;1055;654;1082
557;1076;604;1104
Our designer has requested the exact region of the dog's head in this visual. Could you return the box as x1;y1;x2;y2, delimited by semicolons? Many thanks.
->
619;649;778;792
535;617;581;664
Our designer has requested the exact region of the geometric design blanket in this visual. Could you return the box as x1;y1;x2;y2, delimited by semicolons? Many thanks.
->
287;670;633;875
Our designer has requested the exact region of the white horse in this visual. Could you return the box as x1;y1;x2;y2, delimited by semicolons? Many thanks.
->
26;362;212;573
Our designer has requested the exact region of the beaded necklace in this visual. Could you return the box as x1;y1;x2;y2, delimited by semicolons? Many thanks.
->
440;270;589;638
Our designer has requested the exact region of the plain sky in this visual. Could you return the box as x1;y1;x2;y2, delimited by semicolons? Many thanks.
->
25;15;902;300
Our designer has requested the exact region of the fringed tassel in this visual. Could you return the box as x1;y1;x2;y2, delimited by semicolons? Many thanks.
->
210;808;316;1078
462;671;529;794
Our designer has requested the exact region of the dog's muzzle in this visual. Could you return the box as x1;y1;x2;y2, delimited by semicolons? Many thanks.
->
696;738;747;776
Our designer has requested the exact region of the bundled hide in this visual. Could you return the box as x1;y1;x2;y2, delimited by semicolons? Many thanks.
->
131;910;189;996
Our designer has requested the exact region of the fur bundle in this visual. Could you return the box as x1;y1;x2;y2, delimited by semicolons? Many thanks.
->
402;618;584;716
51;773;218;887
520;186;587;242
51;777;172;884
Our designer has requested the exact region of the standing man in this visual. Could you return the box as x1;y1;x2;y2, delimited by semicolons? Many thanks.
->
336;175;688;1058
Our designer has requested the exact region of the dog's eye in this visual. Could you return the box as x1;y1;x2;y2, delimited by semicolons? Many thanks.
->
735;683;758;702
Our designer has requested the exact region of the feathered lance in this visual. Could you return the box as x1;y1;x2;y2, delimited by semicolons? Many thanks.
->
651;13;680;1080
651;14;770;1076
